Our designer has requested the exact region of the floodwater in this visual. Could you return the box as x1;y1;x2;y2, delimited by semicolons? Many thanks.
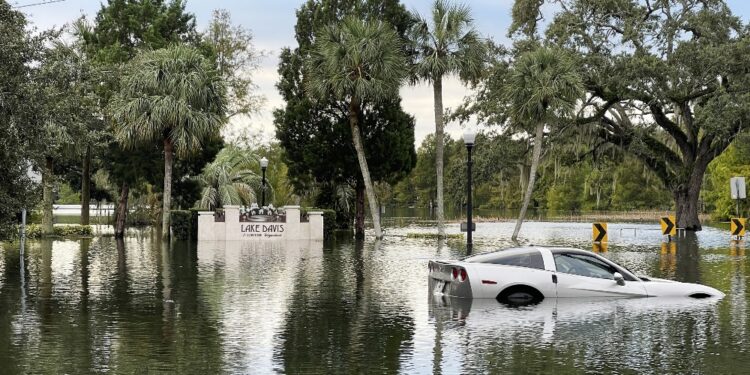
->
0;221;747;374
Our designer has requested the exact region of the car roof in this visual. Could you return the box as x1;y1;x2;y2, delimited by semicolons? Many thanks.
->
463;246;598;263
463;247;542;263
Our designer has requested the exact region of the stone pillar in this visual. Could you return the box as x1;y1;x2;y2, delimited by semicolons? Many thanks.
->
197;211;216;241
224;205;240;241
284;206;301;240
308;211;324;241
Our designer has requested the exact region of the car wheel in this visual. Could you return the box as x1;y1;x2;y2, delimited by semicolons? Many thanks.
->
497;286;544;307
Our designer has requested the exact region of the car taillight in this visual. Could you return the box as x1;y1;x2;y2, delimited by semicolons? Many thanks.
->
460;269;468;282
452;267;459;280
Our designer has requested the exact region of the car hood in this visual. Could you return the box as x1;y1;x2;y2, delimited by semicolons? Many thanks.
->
639;276;725;298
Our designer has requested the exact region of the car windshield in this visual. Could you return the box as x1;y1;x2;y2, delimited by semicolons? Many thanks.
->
464;248;545;270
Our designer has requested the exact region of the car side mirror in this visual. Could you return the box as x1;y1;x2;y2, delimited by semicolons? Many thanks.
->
613;272;625;286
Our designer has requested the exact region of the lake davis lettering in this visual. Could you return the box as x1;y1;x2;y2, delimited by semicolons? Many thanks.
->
241;224;285;233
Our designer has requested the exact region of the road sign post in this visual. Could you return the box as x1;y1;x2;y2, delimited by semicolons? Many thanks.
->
731;177;746;217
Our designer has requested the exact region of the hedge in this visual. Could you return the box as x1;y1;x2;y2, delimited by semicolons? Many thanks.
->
170;210;198;240
21;224;93;239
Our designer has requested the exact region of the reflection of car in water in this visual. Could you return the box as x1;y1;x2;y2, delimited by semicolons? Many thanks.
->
428;247;724;305
429;295;723;344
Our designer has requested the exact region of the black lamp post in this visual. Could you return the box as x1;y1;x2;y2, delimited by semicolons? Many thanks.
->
463;131;475;253
260;157;268;207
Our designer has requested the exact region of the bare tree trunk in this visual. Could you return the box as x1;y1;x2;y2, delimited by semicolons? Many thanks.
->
162;138;174;239
355;180;365;240
512;122;545;241
518;163;530;195
81;145;91;225
349;97;382;239
674;161;707;231
42;157;55;236
114;182;129;238
433;77;446;238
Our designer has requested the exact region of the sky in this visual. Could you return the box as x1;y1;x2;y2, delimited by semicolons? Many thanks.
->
14;0;750;148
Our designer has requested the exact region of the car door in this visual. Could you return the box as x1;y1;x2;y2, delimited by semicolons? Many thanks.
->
470;249;557;299
553;252;647;297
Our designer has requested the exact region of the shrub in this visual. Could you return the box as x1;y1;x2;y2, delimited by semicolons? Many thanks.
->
170;210;194;240
20;224;93;239
55;225;93;237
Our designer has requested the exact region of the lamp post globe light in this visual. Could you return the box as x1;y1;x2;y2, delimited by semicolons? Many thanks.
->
260;157;269;207
463;131;476;253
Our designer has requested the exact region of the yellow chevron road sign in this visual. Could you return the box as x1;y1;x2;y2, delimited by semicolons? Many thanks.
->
731;218;746;237
660;216;676;236
592;222;607;243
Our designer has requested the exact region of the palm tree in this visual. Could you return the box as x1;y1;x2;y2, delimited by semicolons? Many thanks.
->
506;46;584;241
198;146;262;210
111;45;226;238
306;17;408;239
411;0;485;238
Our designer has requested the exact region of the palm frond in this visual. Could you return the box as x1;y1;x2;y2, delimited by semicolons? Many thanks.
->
110;45;227;158
305;17;408;103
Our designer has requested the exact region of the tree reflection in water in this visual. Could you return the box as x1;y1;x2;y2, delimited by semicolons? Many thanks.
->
0;235;224;373
277;238;415;374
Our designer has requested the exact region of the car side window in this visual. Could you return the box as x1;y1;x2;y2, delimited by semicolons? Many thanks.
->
553;253;618;279
490;252;545;270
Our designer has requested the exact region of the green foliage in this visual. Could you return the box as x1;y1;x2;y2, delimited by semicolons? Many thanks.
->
22;224;93;239
170;210;196;240
57;183;81;204
261;143;297;207
204;9;264;118
275;0;416;232
610;168;669;211
306;17;407;105
320;209;337;240
81;0;198;65
111;44;227;236
509;0;544;38
198;145;261;209
395;130;678;214
546;168;585;212
410;0;486;84
80;0;207;234
702;140;750;220
0;1;41;239
111;45;226;157
543;0;750;229
504;46;583;129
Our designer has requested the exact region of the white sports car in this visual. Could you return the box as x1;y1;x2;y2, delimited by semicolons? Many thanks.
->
428;246;725;305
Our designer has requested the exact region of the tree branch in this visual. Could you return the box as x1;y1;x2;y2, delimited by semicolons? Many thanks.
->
649;103;691;160
598;115;678;186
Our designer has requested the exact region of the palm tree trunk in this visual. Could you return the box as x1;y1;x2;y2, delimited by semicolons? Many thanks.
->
114;181;129;238
81;145;91;225
162;138;174;239
349;97;382;239
433;76;446;238
355;179;365;240
42;156;55;236
512;122;544;241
